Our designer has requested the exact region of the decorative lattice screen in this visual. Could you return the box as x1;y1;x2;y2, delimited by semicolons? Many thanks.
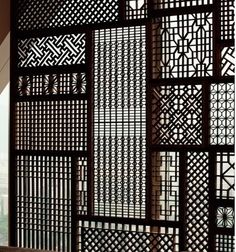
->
10;0;234;251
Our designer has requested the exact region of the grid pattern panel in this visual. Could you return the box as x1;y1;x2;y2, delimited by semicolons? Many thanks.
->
216;234;235;252
18;34;85;67
18;73;86;96
16;155;71;252
216;152;235;200
93;26;146;218
221;0;235;40
126;0;148;19
76;157;87;215
77;221;179;252
152;85;203;145
152;13;213;79
15;100;87;151
17;0;119;31
210;83;234;145
153;0;212;9
152;152;179;221
221;47;235;76
185;152;209;252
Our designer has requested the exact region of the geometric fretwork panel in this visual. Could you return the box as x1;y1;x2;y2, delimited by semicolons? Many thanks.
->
152;13;213;78
153;0;212;9
185;152;209;252
210;83;234;145
216;152;235;200
76;157;87;215
15;100;87;151
93;26;146;218
18;34;86;67
152;85;202;145
221;47;235;76
16;155;71;251
77;221;179;252
152;152;179;221
217;207;234;228
17;0;119;31
17;73;86;96
216;234;235;252
126;0;148;19
221;0;235;40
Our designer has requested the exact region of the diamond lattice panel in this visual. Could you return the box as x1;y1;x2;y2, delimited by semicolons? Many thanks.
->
185;152;209;252
152;13;213;78
93;26;146;218
18;34;85;67
17;0;119;31
152;85;203;145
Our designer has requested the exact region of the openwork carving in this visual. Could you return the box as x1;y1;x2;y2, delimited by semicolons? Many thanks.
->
152;85;202;145
18;34;86;67
15;100;87;151
210;83;234;145
126;0;148;19
216;152;235;200
152;13;213;78
216;234;235;252
76;157;87;215
18;73;86;96
152;152;179;221
153;0;212;9
93;26;146;218
17;0;119;31
221;0;235;40
16;155;71;251
77;221;179;252
221;47;235;76
217;207;234;228
185;152;209;252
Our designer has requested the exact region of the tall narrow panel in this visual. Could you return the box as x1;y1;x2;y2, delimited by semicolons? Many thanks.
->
18;34;86;67
153;0;212;9
152;85;203;145
152;152;179;221
15;100;87;151
152;13;213;79
185;152;209;252
17;0;119;31
210;83;234;145
16;155;71;251
216;152;235;200
93;26;146;218
220;0;235;40
126;0;148;19
77;221;179;252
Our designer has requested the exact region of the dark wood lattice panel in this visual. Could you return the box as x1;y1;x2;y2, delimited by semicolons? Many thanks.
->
152;13;213;79
153;0;212;9
18;34;86;67
221;47;235;76
126;0;148;20
220;0;235;40
152;85;203;145
16;0;119;31
185;152;209;252
210;82;234;145
152;152;179;221
77;221;179;252
216;234;235;252
93;26;146;218
216;207;234;228
16;155;71;251
15;100;87;151
216;152;235;200
17;72;86;96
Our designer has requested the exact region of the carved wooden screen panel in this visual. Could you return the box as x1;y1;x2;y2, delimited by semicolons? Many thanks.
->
10;0;234;252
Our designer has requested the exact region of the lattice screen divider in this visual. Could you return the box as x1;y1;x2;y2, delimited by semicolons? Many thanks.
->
10;0;234;251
